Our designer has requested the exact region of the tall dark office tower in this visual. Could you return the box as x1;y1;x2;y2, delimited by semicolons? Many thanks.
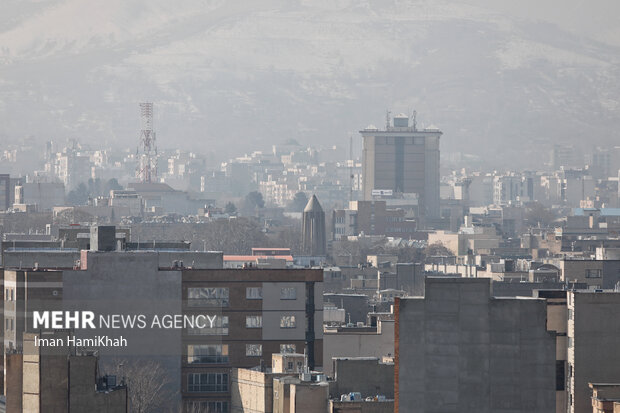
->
360;112;441;218
302;195;326;256
0;174;10;211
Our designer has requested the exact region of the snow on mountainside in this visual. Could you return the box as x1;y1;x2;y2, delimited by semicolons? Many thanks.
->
1;0;619;167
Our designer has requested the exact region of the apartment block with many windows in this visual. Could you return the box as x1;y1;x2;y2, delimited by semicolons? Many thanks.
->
181;268;323;412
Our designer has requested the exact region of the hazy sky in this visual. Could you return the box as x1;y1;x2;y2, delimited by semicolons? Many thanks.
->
461;0;620;45
1;0;619;167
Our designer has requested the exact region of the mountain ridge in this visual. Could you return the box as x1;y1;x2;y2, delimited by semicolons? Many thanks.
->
1;0;619;168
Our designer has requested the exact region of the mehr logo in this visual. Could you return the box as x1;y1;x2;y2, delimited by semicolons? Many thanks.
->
34;311;96;329
32;311;221;330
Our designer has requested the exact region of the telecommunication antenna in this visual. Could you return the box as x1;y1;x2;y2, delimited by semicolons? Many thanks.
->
136;102;158;183
385;110;391;129
349;135;354;202
411;110;417;131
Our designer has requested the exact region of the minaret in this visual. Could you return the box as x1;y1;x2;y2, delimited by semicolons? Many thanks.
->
302;195;326;256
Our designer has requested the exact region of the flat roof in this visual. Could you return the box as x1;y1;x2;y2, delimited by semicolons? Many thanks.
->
224;255;293;262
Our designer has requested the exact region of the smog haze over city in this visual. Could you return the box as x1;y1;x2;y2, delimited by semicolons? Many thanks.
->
3;2;620;413
2;0;620;169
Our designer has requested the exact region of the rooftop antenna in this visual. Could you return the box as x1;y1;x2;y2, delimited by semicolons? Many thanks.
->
411;110;417;131
385;110;391;130
136;102;158;183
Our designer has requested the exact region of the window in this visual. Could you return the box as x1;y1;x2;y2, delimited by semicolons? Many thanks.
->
187;287;229;307
280;344;296;353
280;287;297;300
4;288;8;301
287;362;293;370
568;309;573;320
187;316;228;335
10;289;13;301
280;315;296;328
246;344;262;357
189;402;229;413
246;315;262;328
556;361;565;391
187;344;229;364
246;287;262;300
585;269;602;278
187;373;228;392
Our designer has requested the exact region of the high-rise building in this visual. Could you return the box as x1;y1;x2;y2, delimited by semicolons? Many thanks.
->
360;113;441;218
302;195;326;256
0;174;10;211
181;268;323;412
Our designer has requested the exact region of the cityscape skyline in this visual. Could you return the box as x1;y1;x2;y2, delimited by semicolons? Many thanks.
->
3;1;620;412
2;0;620;168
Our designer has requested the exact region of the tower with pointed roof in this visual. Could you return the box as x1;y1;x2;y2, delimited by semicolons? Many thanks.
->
302;195;326;256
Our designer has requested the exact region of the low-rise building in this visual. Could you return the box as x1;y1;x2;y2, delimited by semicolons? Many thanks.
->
323;319;394;377
329;399;394;413
273;375;329;413
589;383;620;413
6;332;127;413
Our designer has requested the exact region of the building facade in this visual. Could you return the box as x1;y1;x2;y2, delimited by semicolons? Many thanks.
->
332;201;416;239
567;291;620;413
360;113;441;218
395;277;556;412
181;268;324;411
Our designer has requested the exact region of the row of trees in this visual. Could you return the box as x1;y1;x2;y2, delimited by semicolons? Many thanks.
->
332;238;453;266
224;191;309;217
67;178;123;205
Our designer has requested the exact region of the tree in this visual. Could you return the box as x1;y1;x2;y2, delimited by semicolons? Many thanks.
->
525;202;557;228
424;241;454;257
105;178;123;193
241;191;265;215
288;192;308;212
87;178;102;197
224;202;237;215
199;218;268;254
382;245;425;264
267;224;303;255
67;183;89;205
53;208;95;226
103;358;175;413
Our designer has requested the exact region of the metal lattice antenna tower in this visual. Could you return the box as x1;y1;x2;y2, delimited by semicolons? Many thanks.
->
349;135;354;202
136;102;157;183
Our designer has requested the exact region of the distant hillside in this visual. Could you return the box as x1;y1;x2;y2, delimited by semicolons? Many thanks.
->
1;0;619;168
